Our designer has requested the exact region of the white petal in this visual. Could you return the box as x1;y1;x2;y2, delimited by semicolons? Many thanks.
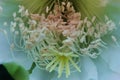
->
0;33;13;63
30;67;54;80
101;47;120;74
80;56;98;80
94;56;120;80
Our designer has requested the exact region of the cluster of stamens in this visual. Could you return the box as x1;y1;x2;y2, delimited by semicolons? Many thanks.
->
8;1;117;78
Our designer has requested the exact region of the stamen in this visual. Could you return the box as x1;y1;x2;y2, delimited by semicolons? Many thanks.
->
2;0;117;78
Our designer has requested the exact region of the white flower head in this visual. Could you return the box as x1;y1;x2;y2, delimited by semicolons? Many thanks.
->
4;0;119;79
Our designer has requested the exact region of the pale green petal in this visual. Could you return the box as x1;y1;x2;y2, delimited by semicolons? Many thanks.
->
18;0;107;19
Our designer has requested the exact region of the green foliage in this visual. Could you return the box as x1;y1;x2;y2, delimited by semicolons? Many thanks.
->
3;62;29;80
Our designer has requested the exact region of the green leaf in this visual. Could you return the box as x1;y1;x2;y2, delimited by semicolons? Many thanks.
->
3;62;29;80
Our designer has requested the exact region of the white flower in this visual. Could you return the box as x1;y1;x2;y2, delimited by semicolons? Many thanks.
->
0;0;120;80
